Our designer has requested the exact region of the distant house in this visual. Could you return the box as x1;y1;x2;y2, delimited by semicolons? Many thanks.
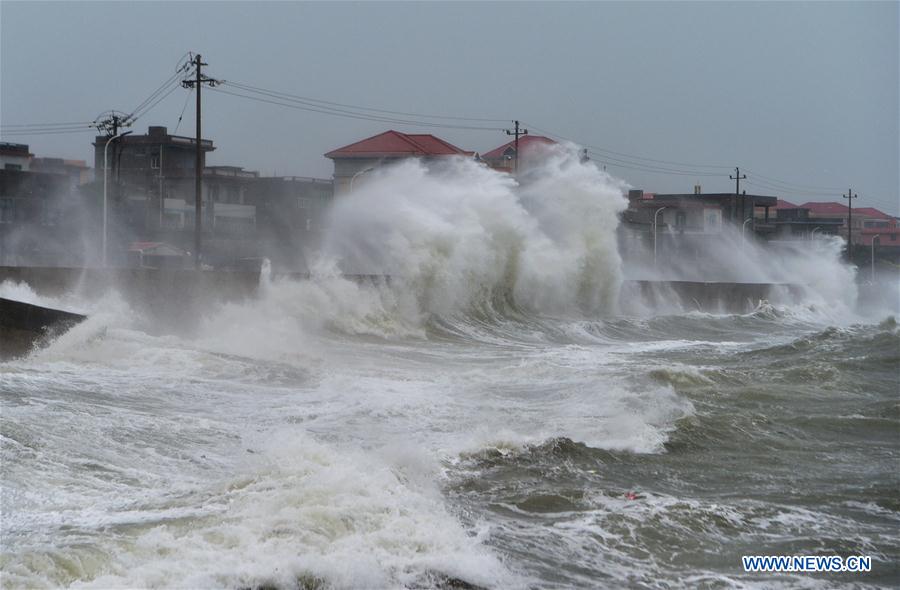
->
30;157;92;190
797;202;900;246
624;189;778;232
0;142;33;172
324;130;474;195
480;135;557;173
0;156;84;266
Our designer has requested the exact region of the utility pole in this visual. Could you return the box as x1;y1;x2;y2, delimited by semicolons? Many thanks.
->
729;167;747;223
843;188;858;261
504;120;528;174
181;53;220;270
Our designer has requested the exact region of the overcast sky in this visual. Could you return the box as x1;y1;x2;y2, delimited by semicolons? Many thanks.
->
2;1;897;213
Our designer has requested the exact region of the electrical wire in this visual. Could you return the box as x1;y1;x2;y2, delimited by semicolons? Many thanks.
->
742;169;846;192
526;123;733;171
1;121;94;129
173;87;194;135
0;127;95;137
586;149;724;177
208;86;505;131
129;84;181;124
225;80;509;123
127;72;182;122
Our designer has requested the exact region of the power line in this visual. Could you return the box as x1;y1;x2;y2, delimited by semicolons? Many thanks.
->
744;179;841;197
0;127;95;137
742;168;846;192
173;86;194;135
526;123;733;170
208;86;504;131
127;73;181;121
586;149;723;176
1;121;94;129
225;80;509;123
129;84;181;123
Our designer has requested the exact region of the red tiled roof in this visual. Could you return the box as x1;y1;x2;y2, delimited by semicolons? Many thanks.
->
481;135;557;160
799;201;892;219
775;199;798;209
324;130;470;159
799;201;849;215
852;207;892;220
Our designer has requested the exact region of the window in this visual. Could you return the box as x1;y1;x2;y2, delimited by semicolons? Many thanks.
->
0;198;13;223
150;154;160;169
4;163;22;171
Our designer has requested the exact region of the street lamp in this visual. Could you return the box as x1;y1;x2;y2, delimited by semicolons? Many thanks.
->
350;166;376;192
653;206;667;267
871;234;880;283
103;130;132;267
811;226;822;240
742;217;753;246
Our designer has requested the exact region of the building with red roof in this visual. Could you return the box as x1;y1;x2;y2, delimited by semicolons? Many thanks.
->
790;201;900;246
481;135;557;173
325;130;474;195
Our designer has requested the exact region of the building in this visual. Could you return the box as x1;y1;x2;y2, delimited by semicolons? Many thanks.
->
480;135;557;173
619;189;778;266
625;190;778;231
85;126;332;268
769;207;844;240
793;201;900;247
30;157;92;191
0;143;33;171
325;130;474;195
0;146;89;266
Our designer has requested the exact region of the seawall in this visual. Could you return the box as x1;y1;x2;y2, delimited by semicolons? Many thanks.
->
0;266;798;323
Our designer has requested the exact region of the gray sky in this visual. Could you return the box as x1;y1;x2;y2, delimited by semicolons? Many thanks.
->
2;1;897;214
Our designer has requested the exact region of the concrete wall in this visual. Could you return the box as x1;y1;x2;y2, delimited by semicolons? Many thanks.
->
0;266;801;328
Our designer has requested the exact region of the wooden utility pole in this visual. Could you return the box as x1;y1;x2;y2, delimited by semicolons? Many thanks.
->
729;167;747;223
843;188;858;260
505;120;528;174
181;54;220;270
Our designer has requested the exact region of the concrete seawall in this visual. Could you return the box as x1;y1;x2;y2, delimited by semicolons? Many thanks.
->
0;267;797;324
623;279;800;313
0;297;87;357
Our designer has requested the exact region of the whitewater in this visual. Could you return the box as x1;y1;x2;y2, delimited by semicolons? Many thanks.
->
2;147;898;589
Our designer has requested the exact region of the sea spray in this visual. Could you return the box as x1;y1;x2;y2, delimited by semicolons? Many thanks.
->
320;144;628;324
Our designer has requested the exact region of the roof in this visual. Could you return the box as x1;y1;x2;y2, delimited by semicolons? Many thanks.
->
642;193;778;207
775;199;797;209
852;207;893;220
799;201;849;215
481;135;557;160
799;202;892;219
324;130;471;159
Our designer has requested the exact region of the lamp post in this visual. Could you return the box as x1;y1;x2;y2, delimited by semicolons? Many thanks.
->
871;234;880;283
653;206;667;267
103;130;132;267
811;226;822;240
350;166;376;192
742;217;753;247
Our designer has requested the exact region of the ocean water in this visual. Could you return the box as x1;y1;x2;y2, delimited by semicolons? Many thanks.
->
2;150;898;589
